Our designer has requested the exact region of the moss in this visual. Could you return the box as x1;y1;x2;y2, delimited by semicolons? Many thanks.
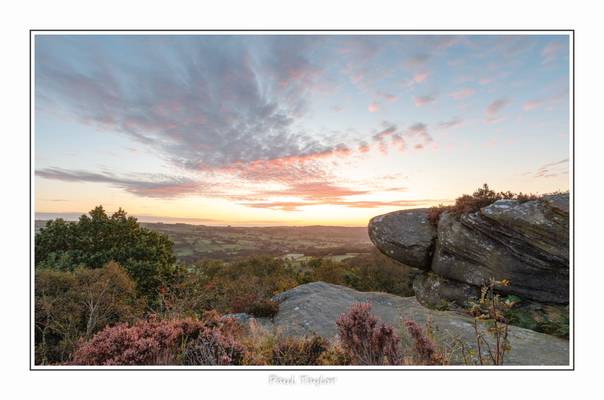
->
504;304;569;339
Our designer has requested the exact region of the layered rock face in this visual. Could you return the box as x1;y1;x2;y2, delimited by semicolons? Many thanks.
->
369;193;570;307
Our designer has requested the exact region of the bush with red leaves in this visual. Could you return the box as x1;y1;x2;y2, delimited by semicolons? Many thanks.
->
404;319;443;365
427;184;541;226
71;311;244;366
336;303;401;365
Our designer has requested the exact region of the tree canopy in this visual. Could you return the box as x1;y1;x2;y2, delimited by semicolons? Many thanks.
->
35;206;177;302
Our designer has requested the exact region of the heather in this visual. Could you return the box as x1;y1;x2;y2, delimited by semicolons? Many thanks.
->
427;183;542;226
70;303;455;366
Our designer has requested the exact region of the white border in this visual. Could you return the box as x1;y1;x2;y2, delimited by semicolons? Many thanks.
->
30;29;574;371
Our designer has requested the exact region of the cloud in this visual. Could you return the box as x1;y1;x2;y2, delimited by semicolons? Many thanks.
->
542;41;564;65
406;53;431;68
35;168;201;198
523;89;569;111
357;141;370;153
256;181;369;202
370;122;405;154
438;117;463;130
377;91;398;102
413;94;436;107
448;88;474;100
479;76;494;85
523;99;545;111
368;102;379;112
406;122;433;143
241;199;436;211
36;36;343;177
533;158;569;178
413;71;429;83
485;98;509;122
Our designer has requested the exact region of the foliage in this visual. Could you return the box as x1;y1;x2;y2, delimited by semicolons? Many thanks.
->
156;257;297;319
35;262;143;365
504;301;569;339
336;303;401;365
35;206;177;303
404;320;444;365
316;342;353;365
271;335;329;365
341;249;420;296
427;184;540;225
294;249;419;297
72;311;244;366
465;279;512;365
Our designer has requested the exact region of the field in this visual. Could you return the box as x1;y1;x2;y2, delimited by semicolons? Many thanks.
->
35;220;373;263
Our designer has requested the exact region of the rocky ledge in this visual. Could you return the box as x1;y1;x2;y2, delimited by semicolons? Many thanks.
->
369;193;570;336
253;282;568;365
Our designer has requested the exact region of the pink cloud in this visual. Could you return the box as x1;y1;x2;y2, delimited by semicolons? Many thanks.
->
413;94;436;107
542;41;563;65
485;98;509;122
357;141;370;153
523;90;568;111
242;198;439;211
449;88;475;100
368;102;379;112
377;91;398;102
413;71;429;83
523;99;545;111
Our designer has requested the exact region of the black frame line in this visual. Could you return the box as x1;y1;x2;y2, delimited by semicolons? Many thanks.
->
29;28;575;372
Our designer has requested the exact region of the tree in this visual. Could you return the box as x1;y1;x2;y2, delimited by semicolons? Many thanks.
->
35;206;177;302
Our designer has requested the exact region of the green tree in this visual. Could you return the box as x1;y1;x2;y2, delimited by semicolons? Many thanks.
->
35;206;177;302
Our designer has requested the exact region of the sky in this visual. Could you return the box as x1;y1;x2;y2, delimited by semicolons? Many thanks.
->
34;34;570;226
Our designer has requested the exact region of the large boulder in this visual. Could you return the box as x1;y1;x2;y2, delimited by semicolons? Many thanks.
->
431;195;569;303
413;272;479;310
267;282;569;366
368;208;436;270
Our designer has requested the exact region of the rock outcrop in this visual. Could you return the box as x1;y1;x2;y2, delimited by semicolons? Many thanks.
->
412;272;479;310
368;209;436;270
369;193;570;305
263;282;569;365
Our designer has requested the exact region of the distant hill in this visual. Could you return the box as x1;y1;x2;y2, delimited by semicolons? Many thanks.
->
35;220;372;263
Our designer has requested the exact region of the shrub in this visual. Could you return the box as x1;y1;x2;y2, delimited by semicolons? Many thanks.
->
404;320;444;365
35;262;143;365
243;299;280;318
36;206;177;304
72;312;244;366
465;279;512;365
239;320;278;365
317;342;353;365
428;184;540;226
272;335;329;365
342;249;420;296
336;303;401;365
193;257;297;317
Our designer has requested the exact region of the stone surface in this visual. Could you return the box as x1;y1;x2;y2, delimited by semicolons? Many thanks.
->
431;196;569;303
413;272;479;310
268;282;569;366
368;208;436;270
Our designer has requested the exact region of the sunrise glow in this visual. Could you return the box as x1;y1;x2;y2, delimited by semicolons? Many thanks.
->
34;34;570;226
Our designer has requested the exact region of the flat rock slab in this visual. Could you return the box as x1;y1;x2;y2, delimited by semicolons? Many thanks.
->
269;282;569;366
